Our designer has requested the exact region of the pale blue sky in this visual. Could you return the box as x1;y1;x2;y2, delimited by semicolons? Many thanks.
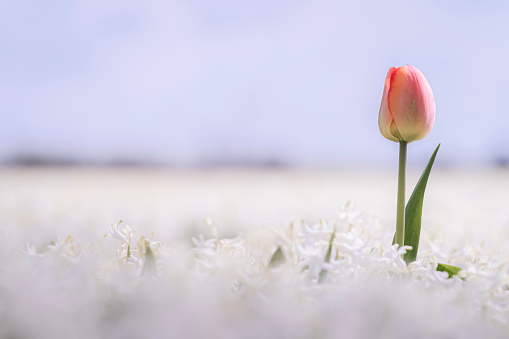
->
1;0;508;167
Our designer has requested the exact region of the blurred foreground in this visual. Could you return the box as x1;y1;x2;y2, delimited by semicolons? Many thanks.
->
1;167;509;338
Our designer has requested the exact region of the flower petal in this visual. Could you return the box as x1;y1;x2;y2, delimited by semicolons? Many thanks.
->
388;65;435;142
378;67;399;142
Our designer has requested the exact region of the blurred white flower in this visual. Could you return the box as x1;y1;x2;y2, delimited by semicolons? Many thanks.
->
103;220;136;246
24;235;78;260
10;207;509;338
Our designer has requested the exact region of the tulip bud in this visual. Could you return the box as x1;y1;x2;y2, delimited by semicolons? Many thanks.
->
378;65;436;143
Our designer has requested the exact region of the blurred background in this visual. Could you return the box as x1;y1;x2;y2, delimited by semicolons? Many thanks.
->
1;0;509;245
1;0;508;169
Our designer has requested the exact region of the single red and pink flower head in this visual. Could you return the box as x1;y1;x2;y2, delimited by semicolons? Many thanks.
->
378;65;436;143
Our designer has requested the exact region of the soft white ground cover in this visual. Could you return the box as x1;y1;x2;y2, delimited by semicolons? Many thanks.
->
0;168;508;338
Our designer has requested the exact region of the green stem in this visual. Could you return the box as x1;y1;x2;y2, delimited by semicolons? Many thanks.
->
396;141;407;247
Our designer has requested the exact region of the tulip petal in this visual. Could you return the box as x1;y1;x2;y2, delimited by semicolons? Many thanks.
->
388;65;435;142
378;67;399;142
390;121;403;140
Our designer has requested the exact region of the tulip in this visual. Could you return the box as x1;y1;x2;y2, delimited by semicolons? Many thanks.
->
378;65;436;249
378;65;435;143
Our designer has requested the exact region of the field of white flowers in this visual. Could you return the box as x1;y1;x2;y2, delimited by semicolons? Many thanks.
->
1;167;508;338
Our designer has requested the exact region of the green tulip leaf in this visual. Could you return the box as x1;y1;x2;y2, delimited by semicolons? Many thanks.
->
403;143;440;264
437;262;464;279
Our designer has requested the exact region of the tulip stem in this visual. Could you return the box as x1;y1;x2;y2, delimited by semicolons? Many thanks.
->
396;141;407;247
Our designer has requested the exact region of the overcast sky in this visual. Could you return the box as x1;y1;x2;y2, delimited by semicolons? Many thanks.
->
1;0;508;168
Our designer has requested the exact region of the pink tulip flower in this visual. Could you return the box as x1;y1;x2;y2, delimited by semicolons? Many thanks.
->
378;65;436;143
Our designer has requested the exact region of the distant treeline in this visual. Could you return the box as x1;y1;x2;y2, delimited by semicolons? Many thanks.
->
1;155;289;169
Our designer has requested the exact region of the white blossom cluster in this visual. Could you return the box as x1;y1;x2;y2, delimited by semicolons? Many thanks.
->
1;203;509;338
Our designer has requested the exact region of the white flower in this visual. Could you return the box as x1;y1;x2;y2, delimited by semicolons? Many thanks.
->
338;201;365;229
103;220;136;246
24;236;78;260
46;235;79;260
23;242;42;257
296;242;330;280
298;219;334;247
192;233;217;254
377;244;411;273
